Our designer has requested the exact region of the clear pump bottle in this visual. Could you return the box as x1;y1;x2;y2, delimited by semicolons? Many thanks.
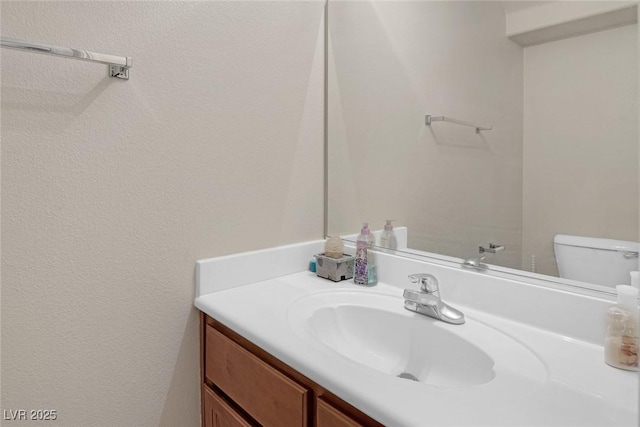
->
605;285;638;371
354;223;377;286
354;223;369;285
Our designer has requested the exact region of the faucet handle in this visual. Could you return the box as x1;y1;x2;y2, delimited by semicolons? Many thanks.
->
408;273;439;293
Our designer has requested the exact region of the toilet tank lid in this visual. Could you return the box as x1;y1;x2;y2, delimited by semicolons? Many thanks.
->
554;234;640;252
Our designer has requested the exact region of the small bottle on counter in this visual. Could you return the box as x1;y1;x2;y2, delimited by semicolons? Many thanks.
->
605;285;638;371
354;223;373;286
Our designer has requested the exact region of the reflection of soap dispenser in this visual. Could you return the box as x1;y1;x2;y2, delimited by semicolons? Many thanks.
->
605;285;638;371
380;220;398;250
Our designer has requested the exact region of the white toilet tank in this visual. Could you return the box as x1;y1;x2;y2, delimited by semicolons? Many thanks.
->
554;234;639;287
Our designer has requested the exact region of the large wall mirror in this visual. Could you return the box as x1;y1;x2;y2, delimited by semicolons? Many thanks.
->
327;0;639;293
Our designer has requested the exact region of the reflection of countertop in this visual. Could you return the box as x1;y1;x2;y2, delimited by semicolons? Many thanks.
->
195;241;638;427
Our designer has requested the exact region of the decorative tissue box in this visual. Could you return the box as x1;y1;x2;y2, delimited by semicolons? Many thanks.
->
315;253;354;282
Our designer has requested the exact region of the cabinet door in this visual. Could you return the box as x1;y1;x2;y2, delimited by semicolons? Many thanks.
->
206;326;308;427
203;386;253;427
316;398;363;427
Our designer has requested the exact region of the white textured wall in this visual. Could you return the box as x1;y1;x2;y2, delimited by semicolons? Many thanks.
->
1;1;324;426
328;1;524;268
522;24;638;277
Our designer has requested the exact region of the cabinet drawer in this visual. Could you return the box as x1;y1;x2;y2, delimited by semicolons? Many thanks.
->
205;325;308;427
203;386;253;427
316;398;363;427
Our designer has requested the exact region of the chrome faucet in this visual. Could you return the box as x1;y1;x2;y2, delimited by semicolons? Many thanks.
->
402;274;465;325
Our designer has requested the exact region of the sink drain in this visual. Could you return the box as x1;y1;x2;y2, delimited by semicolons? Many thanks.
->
397;372;419;382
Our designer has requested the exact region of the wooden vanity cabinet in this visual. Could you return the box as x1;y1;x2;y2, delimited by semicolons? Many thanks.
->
201;313;383;427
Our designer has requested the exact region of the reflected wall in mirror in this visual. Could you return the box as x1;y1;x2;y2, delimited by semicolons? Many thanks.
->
327;0;639;289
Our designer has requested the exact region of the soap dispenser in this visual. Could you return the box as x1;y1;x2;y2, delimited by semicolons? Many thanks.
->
380;220;398;250
354;223;369;285
354;223;377;286
605;285;638;371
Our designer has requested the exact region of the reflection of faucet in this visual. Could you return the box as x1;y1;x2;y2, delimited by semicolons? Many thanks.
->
462;255;488;270
462;243;504;270
402;274;465;325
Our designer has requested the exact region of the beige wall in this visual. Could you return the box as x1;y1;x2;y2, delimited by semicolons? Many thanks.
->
328;1;524;268
1;1;324;426
522;24;638;277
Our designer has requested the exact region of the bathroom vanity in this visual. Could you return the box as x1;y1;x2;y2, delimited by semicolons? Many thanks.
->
201;314;382;426
195;241;638;426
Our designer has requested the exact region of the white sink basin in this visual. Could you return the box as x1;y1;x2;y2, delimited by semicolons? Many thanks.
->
287;290;547;388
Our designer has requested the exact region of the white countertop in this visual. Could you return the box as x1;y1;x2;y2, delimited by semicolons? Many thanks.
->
195;270;638;427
